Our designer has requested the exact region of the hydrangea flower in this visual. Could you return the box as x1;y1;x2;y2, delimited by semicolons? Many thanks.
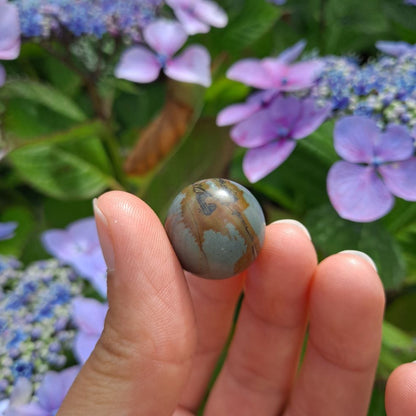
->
232;95;331;182
310;52;416;129
166;0;227;34
42;218;107;297
4;366;79;416
13;0;163;40
217;41;307;127
327;116;416;222
0;222;17;241
0;0;21;87
0;259;83;400
115;19;211;86
376;41;416;57
71;297;108;364
227;44;323;91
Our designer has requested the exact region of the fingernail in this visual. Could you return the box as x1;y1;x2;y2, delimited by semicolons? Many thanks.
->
93;198;115;271
339;250;378;272
271;219;311;240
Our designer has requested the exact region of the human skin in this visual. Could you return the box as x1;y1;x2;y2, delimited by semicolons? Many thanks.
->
57;190;394;416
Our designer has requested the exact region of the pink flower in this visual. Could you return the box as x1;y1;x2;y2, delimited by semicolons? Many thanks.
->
226;40;323;91
232;95;331;182
115;19;211;87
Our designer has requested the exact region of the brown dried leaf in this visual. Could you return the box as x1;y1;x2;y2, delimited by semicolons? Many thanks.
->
123;84;195;175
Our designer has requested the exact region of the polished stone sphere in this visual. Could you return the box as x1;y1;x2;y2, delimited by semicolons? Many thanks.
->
165;178;266;279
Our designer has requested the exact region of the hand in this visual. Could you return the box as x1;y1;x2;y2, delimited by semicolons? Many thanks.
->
57;191;385;416
385;362;416;415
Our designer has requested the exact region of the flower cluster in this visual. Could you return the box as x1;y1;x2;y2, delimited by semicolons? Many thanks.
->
310;50;416;129
12;0;163;39
217;41;330;182
219;42;416;222
0;258;84;401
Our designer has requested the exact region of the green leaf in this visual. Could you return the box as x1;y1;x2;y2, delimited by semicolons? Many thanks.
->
7;122;118;200
208;0;281;55
386;292;416;333
140;118;235;219
378;321;416;378
0;80;87;122
304;204;407;290
3;98;77;140
0;206;36;258
368;386;386;416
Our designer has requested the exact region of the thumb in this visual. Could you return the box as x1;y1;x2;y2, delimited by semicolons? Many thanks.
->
58;191;196;416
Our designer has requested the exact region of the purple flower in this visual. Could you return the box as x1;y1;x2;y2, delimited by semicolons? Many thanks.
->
405;0;416;5
227;42;323;91
166;0;227;34
0;0;20;87
5;367;79;416
217;90;279;126
376;41;416;57
0;222;17;241
41;218;107;297
72;297;107;363
267;0;287;4
115;19;211;87
216;41;307;127
327;116;416;222
232;95;331;182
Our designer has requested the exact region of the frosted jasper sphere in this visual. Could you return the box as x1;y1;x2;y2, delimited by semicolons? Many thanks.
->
165;178;266;279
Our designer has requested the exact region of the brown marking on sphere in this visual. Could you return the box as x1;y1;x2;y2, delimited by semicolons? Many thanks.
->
180;179;261;275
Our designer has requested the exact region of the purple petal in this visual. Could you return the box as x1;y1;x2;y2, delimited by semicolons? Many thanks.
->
37;367;80;412
334;116;380;163
292;99;331;139
0;1;20;60
375;41;413;57
230;109;277;148
115;46;161;83
0;63;5;86
0;221;17;240
172;6;210;34
379;158;416;201
41;230;77;263
194;0;228;28
374;124;414;163
268;94;302;127
74;332;101;363
216;101;261;126
71;250;107;297
281;60;324;91
165;45;211;86
143;19;187;56
5;403;47;416
327;161;394;222
227;59;272;89
72;297;108;334
277;40;306;64
68;217;100;248
243;139;297;182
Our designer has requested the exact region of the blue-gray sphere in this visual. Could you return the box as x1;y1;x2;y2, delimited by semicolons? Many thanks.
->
165;178;266;279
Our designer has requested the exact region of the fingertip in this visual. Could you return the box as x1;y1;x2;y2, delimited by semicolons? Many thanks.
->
309;252;385;369
316;252;385;311
386;362;416;416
